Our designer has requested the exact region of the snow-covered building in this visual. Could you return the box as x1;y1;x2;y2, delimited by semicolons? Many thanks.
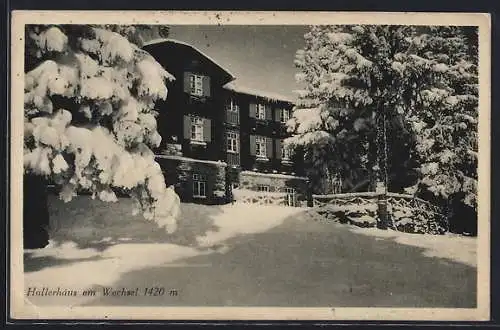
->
143;39;308;205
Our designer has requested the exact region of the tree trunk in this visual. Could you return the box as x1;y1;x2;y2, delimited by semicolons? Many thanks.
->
23;173;50;249
374;107;391;229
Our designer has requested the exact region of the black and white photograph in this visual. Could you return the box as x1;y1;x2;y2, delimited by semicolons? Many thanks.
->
10;11;490;320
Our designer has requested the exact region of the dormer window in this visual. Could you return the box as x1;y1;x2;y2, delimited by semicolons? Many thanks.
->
189;74;204;96
184;72;211;97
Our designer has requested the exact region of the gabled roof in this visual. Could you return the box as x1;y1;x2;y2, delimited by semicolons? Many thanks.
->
143;38;236;81
144;39;295;104
223;81;295;104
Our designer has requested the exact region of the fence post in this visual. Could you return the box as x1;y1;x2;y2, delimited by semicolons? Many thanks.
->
306;179;313;207
376;195;390;230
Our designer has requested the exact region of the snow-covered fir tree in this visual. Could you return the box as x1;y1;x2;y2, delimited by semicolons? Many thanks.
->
287;25;478;224
402;26;478;212
23;25;180;239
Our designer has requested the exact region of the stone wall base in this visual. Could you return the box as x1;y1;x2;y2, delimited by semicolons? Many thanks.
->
235;170;309;207
156;155;227;205
156;156;310;206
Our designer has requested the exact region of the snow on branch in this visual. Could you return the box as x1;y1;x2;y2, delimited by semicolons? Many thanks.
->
24;25;180;233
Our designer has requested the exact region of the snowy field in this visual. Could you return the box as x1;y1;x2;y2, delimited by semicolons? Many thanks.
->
23;195;477;307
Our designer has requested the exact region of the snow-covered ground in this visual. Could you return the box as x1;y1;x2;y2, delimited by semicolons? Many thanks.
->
23;196;476;307
346;226;477;267
305;208;477;267
23;197;303;305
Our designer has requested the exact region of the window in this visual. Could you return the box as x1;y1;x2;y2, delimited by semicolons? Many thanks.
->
257;104;266;120
285;187;296;195
193;173;207;198
184;72;210;97
255;136;267;157
226;131;239;153
191;117;204;141
193;173;207;181
226;98;239;112
280;109;290;123
281;143;291;160
225;98;240;124
257;185;270;192
189;74;204;96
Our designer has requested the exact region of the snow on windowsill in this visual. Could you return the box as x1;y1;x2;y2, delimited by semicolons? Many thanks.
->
255;156;270;162
188;94;210;102
155;155;227;167
193;195;207;199
225;121;240;127
190;140;207;146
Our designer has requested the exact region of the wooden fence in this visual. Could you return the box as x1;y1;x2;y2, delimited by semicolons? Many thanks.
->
312;192;448;234
233;189;298;207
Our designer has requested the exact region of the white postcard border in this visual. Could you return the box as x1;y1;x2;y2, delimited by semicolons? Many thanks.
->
9;10;491;321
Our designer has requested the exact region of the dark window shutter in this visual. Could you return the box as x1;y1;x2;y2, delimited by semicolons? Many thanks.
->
236;132;240;152
275;139;282;159
202;76;211;97
203;118;211;142
249;103;257;118
183;115;191;139
249;135;256;156
265;105;272;120
266;137;273;158
183;72;192;93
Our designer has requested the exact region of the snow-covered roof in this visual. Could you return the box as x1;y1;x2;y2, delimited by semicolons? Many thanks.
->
155;154;227;167
240;170;307;180
143;38;236;81
223;81;295;104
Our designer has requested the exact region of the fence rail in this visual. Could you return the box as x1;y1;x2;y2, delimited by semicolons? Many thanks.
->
233;189;297;207
312;192;448;234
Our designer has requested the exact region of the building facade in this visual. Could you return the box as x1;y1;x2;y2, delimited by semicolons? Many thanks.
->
143;39;309;206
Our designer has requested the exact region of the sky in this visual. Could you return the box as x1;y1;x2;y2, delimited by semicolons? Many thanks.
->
168;25;309;102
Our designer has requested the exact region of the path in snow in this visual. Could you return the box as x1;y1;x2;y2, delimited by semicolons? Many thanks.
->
23;196;302;307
